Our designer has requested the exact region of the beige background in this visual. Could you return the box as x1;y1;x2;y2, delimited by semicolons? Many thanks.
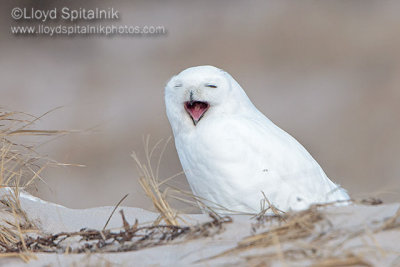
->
1;1;400;211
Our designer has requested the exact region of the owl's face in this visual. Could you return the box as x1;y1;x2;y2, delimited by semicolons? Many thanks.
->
165;66;232;133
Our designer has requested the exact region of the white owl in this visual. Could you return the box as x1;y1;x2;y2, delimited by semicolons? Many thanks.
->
165;66;349;214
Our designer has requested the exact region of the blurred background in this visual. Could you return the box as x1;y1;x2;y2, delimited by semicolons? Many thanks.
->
1;0;399;211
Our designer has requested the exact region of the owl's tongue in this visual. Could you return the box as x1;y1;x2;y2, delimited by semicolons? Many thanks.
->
184;101;209;124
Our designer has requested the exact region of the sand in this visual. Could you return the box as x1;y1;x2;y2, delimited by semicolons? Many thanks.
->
1;190;400;266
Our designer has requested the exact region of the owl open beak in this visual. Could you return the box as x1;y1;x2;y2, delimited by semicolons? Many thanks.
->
184;101;209;125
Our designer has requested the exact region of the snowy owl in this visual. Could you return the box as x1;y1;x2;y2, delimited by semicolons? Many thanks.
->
165;65;350;214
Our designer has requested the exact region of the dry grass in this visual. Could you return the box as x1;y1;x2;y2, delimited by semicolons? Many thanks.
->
16;210;231;254
204;206;323;262
201;199;400;266
0;186;38;262
0;109;67;261
0;109;69;189
132;135;181;226
310;254;372;267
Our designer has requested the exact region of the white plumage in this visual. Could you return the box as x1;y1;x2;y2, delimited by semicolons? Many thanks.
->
165;65;349;214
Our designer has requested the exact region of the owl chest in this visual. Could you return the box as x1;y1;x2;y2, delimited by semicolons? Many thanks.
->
177;131;266;188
